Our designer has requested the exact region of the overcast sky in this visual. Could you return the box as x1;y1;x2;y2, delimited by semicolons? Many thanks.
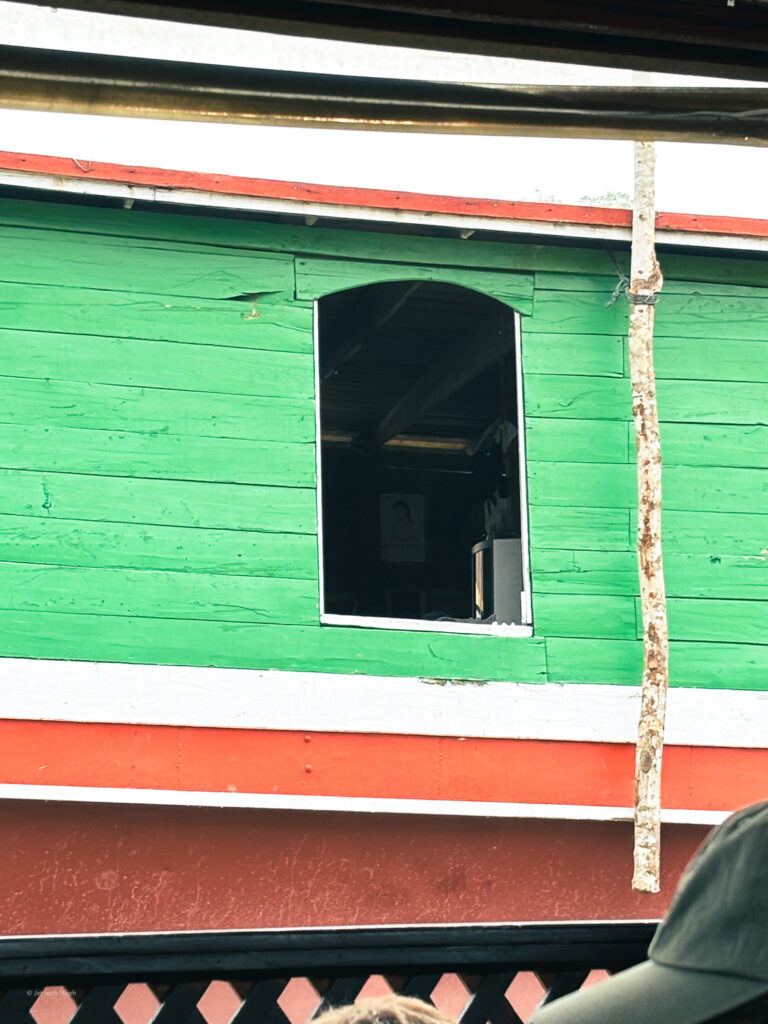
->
1;1;766;218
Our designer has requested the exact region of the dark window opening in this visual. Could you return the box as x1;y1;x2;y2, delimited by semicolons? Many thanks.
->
318;281;528;628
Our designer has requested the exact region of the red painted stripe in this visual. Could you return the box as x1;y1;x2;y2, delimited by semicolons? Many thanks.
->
4;719;766;811
2;149;768;238
655;210;768;237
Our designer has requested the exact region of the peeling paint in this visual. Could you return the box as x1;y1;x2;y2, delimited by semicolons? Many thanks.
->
420;677;487;687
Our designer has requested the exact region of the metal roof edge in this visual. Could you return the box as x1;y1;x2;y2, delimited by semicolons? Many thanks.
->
1;149;767;249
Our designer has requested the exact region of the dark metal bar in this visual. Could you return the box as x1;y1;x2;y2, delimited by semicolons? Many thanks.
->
314;977;368;1016
461;972;521;1024
8;0;768;83
150;982;208;1024
0;924;661;1024
2;45;768;143
0;987;37;1024
68;984;127;1024
0;923;656;985
400;975;445;1002
537;970;591;1006
232;979;293;1024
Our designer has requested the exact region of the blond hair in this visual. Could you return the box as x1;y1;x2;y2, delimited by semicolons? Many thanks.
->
312;995;458;1024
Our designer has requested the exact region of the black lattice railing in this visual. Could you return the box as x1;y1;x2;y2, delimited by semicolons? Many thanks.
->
0;924;657;1024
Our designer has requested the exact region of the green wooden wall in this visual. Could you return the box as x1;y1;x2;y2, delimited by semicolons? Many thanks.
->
1;194;766;690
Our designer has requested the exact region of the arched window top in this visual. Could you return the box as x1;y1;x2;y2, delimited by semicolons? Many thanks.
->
319;279;515;388
296;256;534;315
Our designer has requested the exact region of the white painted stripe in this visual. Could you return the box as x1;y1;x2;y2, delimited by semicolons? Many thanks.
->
0;782;730;824
2;168;768;254
0;658;767;748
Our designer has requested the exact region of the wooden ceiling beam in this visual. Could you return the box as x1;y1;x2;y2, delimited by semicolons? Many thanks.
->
320;282;422;380
370;308;516;450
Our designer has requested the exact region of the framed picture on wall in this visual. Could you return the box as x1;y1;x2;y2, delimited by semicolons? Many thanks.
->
380;493;425;562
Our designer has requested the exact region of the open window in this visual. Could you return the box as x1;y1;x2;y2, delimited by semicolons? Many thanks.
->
316;280;531;634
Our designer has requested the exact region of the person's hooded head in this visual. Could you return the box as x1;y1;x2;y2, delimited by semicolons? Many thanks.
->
529;801;768;1024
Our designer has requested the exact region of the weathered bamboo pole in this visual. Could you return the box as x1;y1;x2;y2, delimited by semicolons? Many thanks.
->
628;141;669;894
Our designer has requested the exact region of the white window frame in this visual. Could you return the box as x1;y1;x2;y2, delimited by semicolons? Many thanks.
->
314;301;532;637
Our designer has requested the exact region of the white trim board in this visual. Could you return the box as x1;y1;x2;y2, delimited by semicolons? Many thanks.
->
0;658;766;748
318;614;533;637
0;783;731;825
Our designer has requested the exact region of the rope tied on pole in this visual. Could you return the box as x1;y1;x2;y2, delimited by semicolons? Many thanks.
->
605;250;660;307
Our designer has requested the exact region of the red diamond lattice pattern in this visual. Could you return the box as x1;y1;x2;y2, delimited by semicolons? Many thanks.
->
1;969;619;1024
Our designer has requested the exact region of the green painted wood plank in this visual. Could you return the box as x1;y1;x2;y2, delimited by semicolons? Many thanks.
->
0;469;316;529
528;292;629;335
7;196;768;288
545;636;768;689
659;597;768;646
525;374;632;421
544;636;641;683
534;548;768;600
524;418;630;463
0;561;318;625
296;257;534;311
533;592;636;639
663;466;768;515
528;462;634;509
0;609;548;680
532;290;768;341
0;328;314;398
656;381;768;426
5;197;768;287
527;419;768;469
651;292;768;344
632;509;768;555
0;196;623;275
521;332;624;377
0;513;318;578
529;461;768;513
662;251;768;291
535;271;768;299
666;466;768;513
654;335;768;384
528;506;630;551
667;554;768;600
534;272;625;294
0;377;314;443
660;423;768;469
0;423;315;487
0;226;294;299
0;218;294;259
533;548;637;595
0;283;313;352
527;374;768;426
664;641;768;690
